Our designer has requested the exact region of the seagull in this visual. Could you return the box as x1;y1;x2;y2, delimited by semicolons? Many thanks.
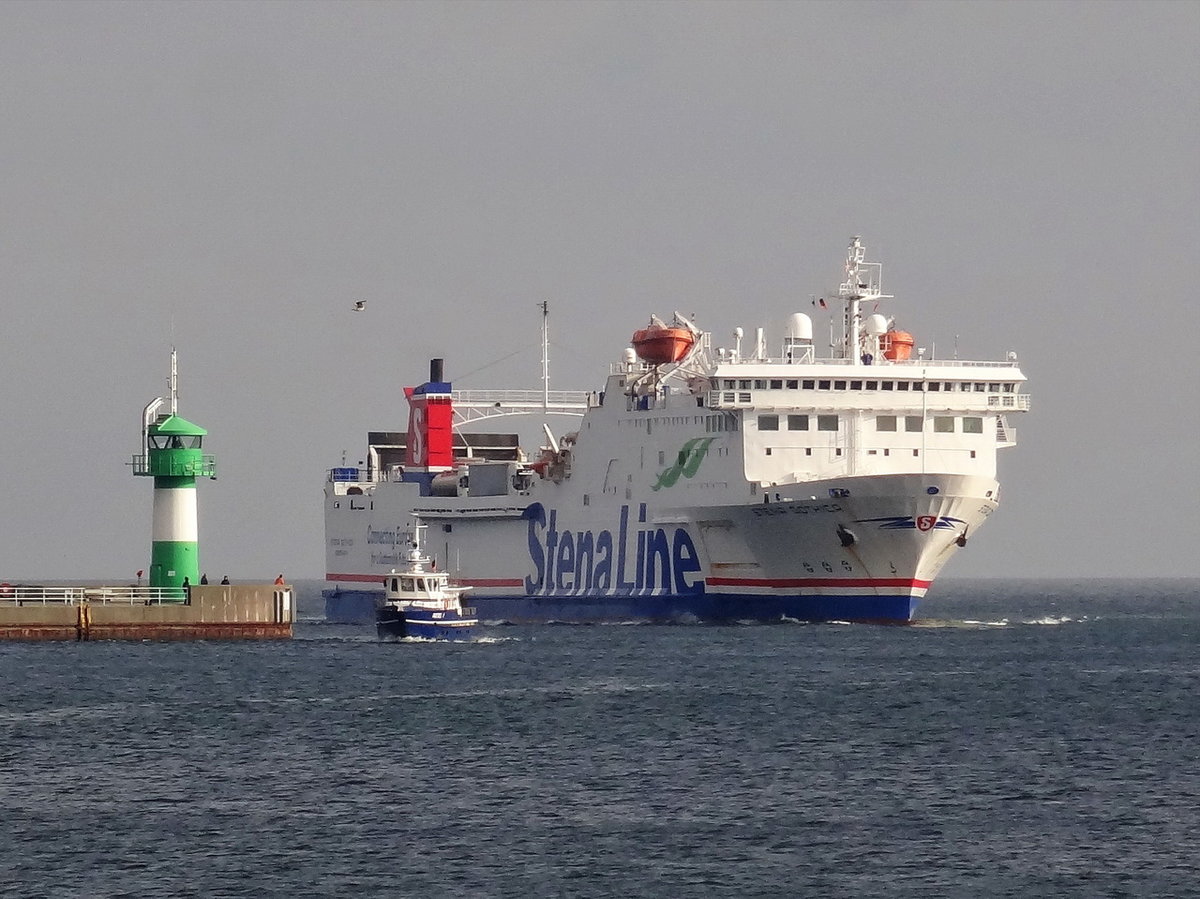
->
352;301;366;312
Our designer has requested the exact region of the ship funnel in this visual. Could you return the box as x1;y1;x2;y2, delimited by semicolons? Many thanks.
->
430;358;444;383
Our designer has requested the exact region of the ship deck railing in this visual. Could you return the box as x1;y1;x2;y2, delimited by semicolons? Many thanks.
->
0;585;190;606
705;356;1024;369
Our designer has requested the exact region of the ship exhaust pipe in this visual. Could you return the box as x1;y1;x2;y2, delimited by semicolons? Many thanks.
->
430;358;444;382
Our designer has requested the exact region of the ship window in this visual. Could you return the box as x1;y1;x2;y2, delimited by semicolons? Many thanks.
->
913;449;920;456
970;450;977;458
835;448;842;456
974;383;986;392
787;414;809;431
882;381;894;390
765;448;772;456
934;416;955;433
883;448;890;456
583;494;590;506
1003;383;1014;392
868;449;877;455
723;379;735;389
658;451;665;465
738;380;750;389
850;380;862;390
928;382;940;391
758;415;779;431
988;383;1000;392
390;578;399;591
770;379;783;389
805;448;812;456
865;380;878;390
818;415;838;431
786;380;799;389
818;380;831;390
754;380;767;389
802;379;815;389
963;416;984;434
833;380;845;390
876;416;897;432
401;578;415;591
905;416;923;432
913;382;924;391
897;381;909;391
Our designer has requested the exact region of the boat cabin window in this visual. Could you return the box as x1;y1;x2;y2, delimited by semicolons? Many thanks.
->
818;379;831;390
390;578;399;591
963;417;984;434
401;577;416;591
876;415;897;432
850;380;862;390
787;414;809;431
802;379;815;389
934;417;955;433
786;380;798;389
817;415;839;431
769;379;783;389
928;382;941;391
758;415;779;431
897;381;909;391
905;416;923;432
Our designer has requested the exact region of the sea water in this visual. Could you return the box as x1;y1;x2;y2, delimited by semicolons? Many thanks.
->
0;579;1196;898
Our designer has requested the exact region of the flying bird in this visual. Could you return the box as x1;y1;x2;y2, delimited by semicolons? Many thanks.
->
352;301;366;312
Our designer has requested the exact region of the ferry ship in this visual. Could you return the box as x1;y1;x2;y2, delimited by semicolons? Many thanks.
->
324;238;1029;624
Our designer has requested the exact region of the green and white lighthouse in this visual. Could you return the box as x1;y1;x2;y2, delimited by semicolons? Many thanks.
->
132;350;215;593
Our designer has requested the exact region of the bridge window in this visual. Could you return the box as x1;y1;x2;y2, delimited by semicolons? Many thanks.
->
770;379;783;389
850;380;862;390
754;380;767;389
897;381;909;391
786;380;799;389
865;380;878;390
882;381;894;390
834;380;846;390
928;382;940;391
802;379;815;389
818;379;831;390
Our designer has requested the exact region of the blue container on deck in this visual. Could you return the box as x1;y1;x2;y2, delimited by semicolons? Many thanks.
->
331;467;360;482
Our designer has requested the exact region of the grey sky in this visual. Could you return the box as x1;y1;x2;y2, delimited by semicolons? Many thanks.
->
2;1;1196;580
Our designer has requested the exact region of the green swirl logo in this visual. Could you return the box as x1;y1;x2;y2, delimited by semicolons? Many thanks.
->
652;437;715;491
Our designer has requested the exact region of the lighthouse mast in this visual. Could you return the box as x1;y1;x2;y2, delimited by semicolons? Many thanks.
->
132;349;216;593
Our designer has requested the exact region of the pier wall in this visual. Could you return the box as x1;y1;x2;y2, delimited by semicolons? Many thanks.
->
0;585;294;641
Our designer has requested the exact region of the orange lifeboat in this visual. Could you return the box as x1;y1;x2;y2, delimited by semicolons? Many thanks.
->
631;322;695;364
880;330;914;361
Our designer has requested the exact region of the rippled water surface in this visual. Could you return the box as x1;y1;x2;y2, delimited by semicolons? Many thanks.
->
1;579;1197;898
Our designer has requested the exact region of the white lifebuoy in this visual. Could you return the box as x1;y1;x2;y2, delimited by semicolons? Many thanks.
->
0;583;13;597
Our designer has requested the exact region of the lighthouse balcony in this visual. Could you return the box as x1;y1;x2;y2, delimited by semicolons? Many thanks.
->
131;454;217;478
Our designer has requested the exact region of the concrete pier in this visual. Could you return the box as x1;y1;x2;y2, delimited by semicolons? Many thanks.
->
0;584;294;641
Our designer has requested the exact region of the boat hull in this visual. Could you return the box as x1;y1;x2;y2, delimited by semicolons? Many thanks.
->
376;605;477;641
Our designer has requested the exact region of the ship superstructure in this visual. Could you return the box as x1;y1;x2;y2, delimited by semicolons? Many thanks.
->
323;238;1029;623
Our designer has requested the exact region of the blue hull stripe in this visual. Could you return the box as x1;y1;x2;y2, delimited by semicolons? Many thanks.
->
328;589;918;624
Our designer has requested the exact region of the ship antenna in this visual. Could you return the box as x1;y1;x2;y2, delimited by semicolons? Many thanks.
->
540;300;550;412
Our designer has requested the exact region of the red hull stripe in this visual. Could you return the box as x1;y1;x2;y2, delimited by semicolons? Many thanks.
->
707;576;932;589
326;573;523;588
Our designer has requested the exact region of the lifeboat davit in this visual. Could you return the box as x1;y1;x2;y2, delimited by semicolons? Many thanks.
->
631;323;695;364
880;330;914;361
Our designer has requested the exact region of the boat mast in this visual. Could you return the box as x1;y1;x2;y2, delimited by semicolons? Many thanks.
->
540;300;549;412
837;236;890;361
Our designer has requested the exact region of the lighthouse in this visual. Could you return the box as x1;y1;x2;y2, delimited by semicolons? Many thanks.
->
132;350;215;593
